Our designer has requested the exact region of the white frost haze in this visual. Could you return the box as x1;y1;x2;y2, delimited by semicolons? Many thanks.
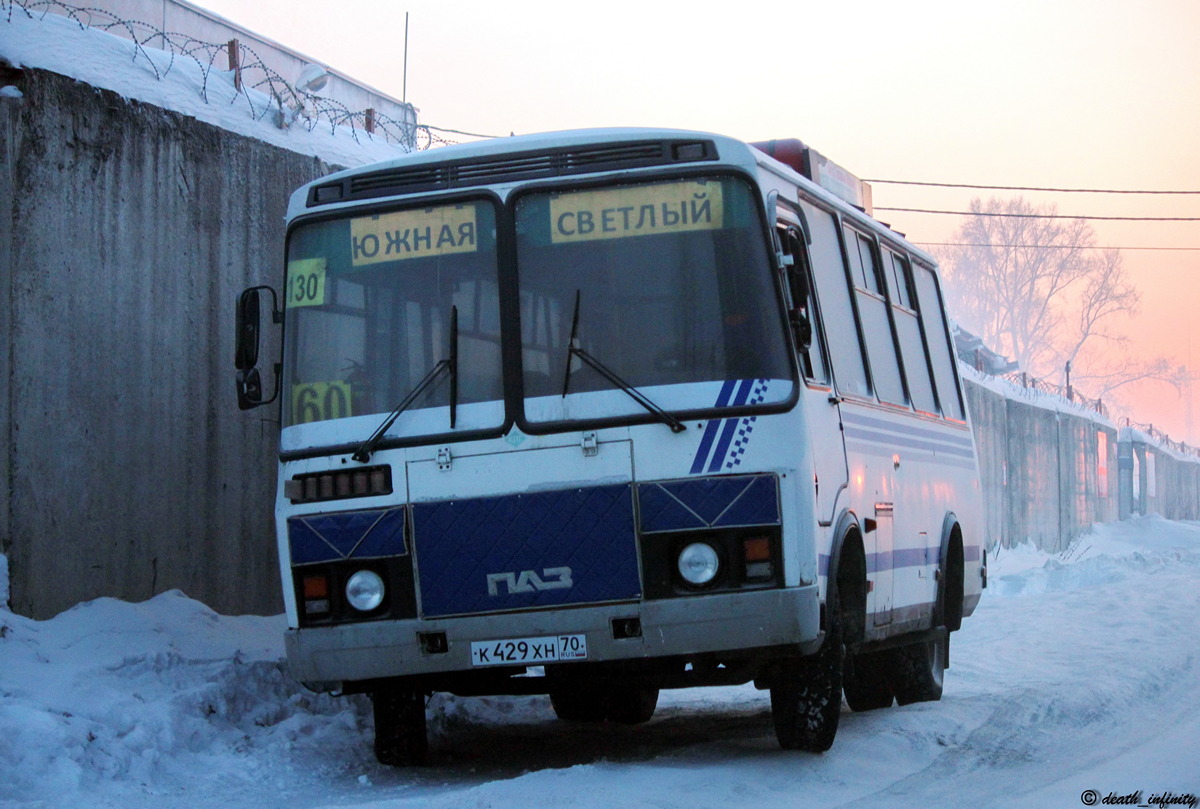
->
1;516;1197;808
2;7;1199;809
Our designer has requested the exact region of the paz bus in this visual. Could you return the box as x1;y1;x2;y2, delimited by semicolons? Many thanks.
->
234;128;986;765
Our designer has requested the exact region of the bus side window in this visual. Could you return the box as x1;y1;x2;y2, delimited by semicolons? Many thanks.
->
799;200;869;398
843;227;882;295
886;250;937;414
845;227;906;406
883;249;913;309
776;223;828;384
913;262;966;420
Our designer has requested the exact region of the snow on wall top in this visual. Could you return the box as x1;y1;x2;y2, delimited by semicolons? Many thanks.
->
0;4;412;168
960;362;1117;430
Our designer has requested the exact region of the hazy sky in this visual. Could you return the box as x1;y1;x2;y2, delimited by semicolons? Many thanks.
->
195;0;1200;442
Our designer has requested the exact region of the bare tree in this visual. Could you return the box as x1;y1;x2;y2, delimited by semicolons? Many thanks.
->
939;196;1161;397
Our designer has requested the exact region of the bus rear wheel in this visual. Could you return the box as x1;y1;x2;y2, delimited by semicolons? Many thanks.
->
886;632;946;706
843;650;895;711
550;685;660;725
770;616;843;752
371;688;429;767
549;687;607;723
606;686;659;725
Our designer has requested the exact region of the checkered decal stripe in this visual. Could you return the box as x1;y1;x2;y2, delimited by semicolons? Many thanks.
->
689;379;770;474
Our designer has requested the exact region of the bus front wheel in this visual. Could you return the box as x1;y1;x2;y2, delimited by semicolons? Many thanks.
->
770;615;843;752
371;688;429;767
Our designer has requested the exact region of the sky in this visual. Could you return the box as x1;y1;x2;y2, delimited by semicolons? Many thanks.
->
188;0;1200;442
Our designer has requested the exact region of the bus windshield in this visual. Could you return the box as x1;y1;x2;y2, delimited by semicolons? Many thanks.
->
281;198;504;442
515;176;793;425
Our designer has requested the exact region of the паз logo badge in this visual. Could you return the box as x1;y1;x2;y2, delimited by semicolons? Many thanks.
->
486;567;573;596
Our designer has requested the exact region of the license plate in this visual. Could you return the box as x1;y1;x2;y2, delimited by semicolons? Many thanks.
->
470;634;588;667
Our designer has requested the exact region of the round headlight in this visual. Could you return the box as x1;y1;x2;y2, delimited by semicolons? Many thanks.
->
345;569;385;612
678;542;720;586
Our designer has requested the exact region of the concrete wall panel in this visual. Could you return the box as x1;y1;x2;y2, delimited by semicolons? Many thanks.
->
2;69;333;618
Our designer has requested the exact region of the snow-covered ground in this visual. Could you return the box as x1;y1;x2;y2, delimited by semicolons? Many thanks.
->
2;516;1198;809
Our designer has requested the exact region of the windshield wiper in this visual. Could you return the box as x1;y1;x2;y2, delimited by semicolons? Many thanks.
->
560;290;686;433
352;305;458;463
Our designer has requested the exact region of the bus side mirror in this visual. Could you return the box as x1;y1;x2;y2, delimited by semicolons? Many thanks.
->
235;288;261;371
236;367;264;410
234;286;281;410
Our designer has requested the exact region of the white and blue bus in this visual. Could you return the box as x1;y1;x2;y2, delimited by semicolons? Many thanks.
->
234;128;986;765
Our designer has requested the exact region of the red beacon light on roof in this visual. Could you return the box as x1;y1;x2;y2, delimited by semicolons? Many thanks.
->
751;138;873;216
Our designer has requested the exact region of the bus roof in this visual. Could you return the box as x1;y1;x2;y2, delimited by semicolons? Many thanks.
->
287;126;933;264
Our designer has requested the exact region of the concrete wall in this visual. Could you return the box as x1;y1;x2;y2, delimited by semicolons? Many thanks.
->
965;379;1119;552
2;68;335;618
1119;429;1200;521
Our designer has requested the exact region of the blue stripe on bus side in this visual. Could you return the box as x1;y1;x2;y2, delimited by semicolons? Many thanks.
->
842;412;975;450
843;426;976;459
818;543;982;576
689;380;738;474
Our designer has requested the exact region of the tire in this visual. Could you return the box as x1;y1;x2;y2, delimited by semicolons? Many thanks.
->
550;684;660;725
843;650;894;711
606;686;659;725
770;615;843;752
886;633;946;706
371;688;429;767
549;687;608;723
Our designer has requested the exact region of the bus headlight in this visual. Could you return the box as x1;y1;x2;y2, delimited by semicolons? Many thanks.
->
345;569;385;612
678;542;720;586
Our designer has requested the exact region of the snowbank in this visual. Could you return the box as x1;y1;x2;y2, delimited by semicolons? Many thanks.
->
1;518;1197;808
0;591;371;807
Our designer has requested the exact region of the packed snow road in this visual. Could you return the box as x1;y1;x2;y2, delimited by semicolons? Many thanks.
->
2;517;1198;809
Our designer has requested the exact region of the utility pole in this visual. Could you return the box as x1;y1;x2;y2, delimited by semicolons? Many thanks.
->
403;12;409;104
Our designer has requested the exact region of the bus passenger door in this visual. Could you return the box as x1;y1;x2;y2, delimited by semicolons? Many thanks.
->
776;215;848;526
871;503;894;625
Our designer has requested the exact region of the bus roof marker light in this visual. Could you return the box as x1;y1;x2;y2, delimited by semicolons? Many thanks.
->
673;142;708;161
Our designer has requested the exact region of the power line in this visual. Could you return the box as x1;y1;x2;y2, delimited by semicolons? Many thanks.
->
914;242;1200;252
864;179;1200;195
876;206;1200;222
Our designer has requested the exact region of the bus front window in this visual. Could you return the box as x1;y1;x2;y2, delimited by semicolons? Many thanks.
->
281;199;503;447
514;176;794;426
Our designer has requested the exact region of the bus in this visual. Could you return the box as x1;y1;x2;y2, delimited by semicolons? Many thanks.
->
234;128;986;765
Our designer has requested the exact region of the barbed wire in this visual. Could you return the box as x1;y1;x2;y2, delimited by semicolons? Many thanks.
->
983;368;1199;457
996;370;1110;419
1121;419;1199;458
1;0;465;151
